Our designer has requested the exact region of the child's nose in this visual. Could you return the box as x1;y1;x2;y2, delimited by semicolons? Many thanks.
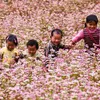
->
30;51;33;53
9;46;13;48
56;39;59;41
56;40;60;43
91;25;95;28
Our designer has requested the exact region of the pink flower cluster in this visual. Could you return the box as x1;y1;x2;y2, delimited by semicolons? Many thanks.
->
0;0;100;99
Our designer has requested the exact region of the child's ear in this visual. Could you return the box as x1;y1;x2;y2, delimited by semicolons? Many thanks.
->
50;35;52;38
85;23;87;27
14;53;17;56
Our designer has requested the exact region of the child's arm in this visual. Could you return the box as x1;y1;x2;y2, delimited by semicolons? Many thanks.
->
42;57;49;72
59;30;84;50
0;54;3;62
44;45;50;57
59;43;72;50
43;45;51;70
71;30;84;45
63;45;72;50
14;50;26;63
14;54;26;62
0;48;4;62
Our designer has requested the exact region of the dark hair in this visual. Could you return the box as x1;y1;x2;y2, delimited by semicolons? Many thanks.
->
51;29;63;38
85;14;98;27
6;34;18;46
27;39;39;50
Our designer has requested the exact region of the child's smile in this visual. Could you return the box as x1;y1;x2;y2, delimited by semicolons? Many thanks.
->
51;32;62;46
7;41;16;51
28;45;37;56
86;21;97;31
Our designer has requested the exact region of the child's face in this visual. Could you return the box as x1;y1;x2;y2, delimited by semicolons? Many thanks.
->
51;32;62;46
7;41;16;51
27;45;37;56
86;21;97;30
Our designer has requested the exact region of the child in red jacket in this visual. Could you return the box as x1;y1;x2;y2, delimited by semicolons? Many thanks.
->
71;14;100;50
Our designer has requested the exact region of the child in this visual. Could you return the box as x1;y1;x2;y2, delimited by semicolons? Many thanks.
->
71;14;100;50
22;39;42;67
0;34;18;67
44;29;71;58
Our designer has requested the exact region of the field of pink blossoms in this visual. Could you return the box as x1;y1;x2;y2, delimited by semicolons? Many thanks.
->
0;0;100;100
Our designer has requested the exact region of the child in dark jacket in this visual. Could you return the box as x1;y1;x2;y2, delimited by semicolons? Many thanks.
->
44;29;71;58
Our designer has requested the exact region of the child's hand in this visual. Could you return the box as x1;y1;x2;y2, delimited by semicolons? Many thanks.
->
42;66;48;72
95;49;100;55
70;41;76;49
9;59;16;65
71;44;75;49
68;45;73;49
65;44;74;50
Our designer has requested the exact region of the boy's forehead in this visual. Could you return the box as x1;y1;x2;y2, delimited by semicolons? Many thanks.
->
7;41;15;45
88;21;97;24
27;45;36;49
53;32;62;36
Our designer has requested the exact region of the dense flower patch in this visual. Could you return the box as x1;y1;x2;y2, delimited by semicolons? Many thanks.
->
0;0;100;99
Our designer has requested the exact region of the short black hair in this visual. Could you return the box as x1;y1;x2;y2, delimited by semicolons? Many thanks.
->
6;34;18;46
51;29;63;38
86;14;98;24
85;14;98;27
27;39;39;50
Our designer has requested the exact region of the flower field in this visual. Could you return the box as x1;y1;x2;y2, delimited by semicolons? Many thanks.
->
0;0;100;100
